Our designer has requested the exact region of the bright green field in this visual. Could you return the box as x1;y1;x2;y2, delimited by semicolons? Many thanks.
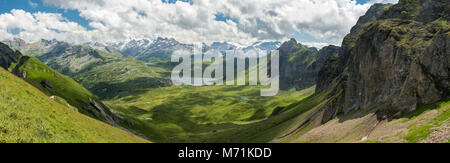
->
0;68;148;143
14;56;113;121
106;85;316;142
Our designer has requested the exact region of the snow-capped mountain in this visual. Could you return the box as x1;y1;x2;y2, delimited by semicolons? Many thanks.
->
103;37;192;62
107;39;154;53
209;42;237;51
242;41;282;52
251;41;282;51
107;37;191;56
93;38;283;62
208;41;281;51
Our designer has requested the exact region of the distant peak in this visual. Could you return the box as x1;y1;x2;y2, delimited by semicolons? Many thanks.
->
289;38;297;43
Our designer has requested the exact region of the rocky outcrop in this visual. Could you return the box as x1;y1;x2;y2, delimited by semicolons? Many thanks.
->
10;56;30;78
316;0;449;121
278;39;338;90
0;42;22;70
317;4;394;93
315;45;341;92
2;38;27;52
38;44;105;74
40;80;53;89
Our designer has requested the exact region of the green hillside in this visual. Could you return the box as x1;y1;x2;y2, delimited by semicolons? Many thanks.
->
0;68;148;143
4;40;170;100
11;56;115;122
71;50;170;100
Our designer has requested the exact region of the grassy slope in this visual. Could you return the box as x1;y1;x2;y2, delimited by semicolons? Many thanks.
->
0;68;148;143
276;97;449;143
71;50;170;99
211;89;333;143
392;98;449;143
15;57;109;121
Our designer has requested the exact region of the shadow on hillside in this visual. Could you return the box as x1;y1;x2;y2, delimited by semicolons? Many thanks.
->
335;101;442;124
120;86;276;142
90;77;171;100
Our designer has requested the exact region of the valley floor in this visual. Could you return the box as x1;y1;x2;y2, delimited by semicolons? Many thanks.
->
106;85;316;142
106;84;449;143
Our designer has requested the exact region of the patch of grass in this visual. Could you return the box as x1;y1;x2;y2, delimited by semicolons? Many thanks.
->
403;98;450;143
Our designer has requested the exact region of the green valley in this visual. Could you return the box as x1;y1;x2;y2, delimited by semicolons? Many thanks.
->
0;0;448;144
106;85;315;142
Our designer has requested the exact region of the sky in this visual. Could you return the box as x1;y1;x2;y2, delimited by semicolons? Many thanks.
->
0;0;398;48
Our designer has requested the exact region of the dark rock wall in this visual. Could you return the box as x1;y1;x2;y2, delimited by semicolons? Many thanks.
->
0;42;22;70
278;39;339;90
316;0;449;121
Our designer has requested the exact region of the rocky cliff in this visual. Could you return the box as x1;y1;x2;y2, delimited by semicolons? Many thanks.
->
278;38;339;90
0;43;22;70
316;0;449;122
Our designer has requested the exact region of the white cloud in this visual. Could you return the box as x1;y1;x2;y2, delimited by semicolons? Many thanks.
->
302;42;331;49
370;0;399;4
28;0;38;8
1;0;398;47
0;9;91;43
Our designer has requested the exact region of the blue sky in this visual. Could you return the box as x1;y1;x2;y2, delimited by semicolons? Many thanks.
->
0;0;396;47
0;0;370;28
0;0;93;29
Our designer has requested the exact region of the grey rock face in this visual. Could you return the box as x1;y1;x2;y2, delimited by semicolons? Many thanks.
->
316;0;449;121
107;37;193;62
2;39;105;75
351;3;393;33
317;3;394;93
37;44;104;74
278;39;339;90
2;38;27;51
315;46;341;93
0;42;22;70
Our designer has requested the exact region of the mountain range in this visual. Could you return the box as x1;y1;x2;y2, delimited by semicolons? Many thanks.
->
92;38;282;62
3;38;171;99
0;0;448;143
